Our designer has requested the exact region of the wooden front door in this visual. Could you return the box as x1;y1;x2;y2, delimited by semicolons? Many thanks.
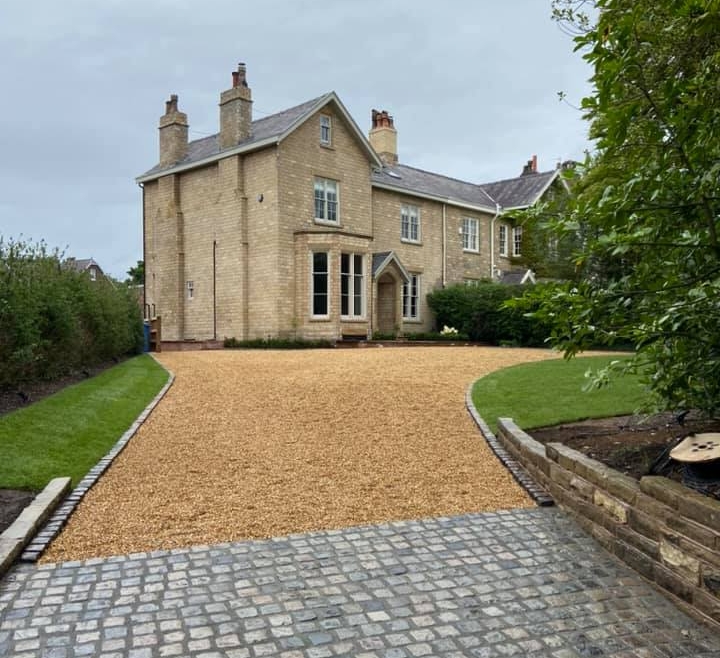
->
377;274;396;334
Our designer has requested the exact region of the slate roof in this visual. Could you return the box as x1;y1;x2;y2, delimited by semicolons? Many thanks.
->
372;251;409;282
499;269;536;285
139;94;331;179
372;164;497;211
479;170;558;209
67;258;103;273
139;88;558;213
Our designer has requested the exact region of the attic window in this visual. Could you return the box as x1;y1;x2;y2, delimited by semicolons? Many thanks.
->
320;115;331;145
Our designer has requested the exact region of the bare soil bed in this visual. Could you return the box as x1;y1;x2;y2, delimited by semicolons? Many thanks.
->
530;412;720;481
42;347;556;562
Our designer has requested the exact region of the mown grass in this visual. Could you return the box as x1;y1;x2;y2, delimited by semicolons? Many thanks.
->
472;355;647;434
0;355;169;490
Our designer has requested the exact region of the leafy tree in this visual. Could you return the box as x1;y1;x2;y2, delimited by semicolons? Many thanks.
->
531;1;720;415
126;260;144;286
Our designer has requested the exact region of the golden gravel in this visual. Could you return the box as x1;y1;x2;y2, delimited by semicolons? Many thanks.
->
42;347;558;562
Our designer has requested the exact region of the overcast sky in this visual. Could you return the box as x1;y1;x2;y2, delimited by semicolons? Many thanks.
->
0;0;593;279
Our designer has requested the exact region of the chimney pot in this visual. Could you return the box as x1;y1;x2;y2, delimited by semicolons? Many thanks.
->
532;154;538;172
369;108;398;166
159;94;188;166
219;61;253;148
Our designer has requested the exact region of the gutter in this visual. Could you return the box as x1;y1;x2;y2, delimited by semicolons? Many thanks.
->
135;136;279;183
371;181;496;215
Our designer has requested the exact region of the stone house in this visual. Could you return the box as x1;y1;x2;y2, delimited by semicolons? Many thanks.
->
66;258;104;282
137;64;563;344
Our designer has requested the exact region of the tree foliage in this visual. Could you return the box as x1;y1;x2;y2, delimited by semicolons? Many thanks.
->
532;0;720;414
125;260;144;286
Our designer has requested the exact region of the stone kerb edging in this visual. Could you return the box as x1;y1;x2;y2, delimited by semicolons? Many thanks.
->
0;477;71;577
495;416;720;629
464;385;554;507
19;358;175;562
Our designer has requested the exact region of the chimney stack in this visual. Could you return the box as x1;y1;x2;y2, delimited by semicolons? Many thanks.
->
521;154;538;176
219;62;253;150
369;108;398;166
158;94;189;167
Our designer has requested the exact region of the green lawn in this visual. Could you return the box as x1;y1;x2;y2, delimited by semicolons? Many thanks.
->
0;355;169;490
472;355;647;433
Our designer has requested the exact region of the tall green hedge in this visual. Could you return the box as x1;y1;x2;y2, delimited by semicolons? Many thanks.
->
426;282;551;347
0;238;143;391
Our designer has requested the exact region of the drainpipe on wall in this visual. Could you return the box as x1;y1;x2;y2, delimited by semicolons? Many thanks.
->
442;203;447;287
212;239;217;340
138;182;146;317
490;203;502;280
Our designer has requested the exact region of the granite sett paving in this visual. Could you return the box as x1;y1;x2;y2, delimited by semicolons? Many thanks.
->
2;508;720;657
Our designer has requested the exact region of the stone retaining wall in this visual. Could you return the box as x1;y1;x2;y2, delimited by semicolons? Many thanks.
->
496;417;720;627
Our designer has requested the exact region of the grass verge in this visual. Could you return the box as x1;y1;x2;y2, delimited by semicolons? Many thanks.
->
0;355;169;490
472;354;646;434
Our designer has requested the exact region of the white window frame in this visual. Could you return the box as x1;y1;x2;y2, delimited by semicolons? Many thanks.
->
402;273;421;321
310;252;329;318
186;280;194;300
462;217;479;252
513;226;523;257
314;178;339;225
340;253;365;320
498;224;508;257
320;115;331;146
400;204;420;243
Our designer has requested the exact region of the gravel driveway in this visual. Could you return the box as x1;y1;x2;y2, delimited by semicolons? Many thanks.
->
43;347;557;561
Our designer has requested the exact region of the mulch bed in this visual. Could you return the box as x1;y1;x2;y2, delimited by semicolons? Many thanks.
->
0;490;37;534
0;360;122;418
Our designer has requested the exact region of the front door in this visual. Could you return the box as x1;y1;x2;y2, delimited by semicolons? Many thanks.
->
377;274;396;334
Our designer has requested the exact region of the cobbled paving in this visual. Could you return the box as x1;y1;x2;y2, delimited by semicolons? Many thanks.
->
1;508;719;657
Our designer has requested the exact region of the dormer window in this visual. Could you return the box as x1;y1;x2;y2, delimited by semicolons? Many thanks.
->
320;115;331;146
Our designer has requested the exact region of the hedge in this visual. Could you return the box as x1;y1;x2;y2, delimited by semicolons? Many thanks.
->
426;282;551;347
0;238;143;391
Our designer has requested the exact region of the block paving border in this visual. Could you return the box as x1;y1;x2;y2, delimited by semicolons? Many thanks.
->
18;361;175;563
465;384;554;507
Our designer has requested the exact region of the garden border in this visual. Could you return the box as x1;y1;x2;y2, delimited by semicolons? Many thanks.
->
17;358;175;562
481;406;720;630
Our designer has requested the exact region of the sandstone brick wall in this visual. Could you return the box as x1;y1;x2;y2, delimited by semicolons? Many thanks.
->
495;418;720;628
444;205;494;284
144;100;512;343
277;105;374;339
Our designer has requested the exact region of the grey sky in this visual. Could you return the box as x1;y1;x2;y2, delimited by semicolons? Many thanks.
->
0;0;592;279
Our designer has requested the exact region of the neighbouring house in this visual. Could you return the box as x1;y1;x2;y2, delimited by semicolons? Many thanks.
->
66;257;104;282
137;63;566;344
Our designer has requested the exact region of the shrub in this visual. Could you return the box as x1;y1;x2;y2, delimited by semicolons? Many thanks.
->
405;331;469;342
426;282;552;347
0;237;143;391
224;337;334;349
371;331;396;341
